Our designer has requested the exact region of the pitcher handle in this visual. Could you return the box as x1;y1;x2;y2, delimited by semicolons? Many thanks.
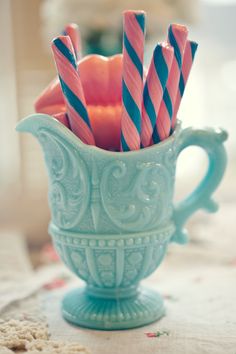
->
172;126;228;244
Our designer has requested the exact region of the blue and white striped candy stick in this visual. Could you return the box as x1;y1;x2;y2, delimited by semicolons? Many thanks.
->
52;36;95;145
120;10;146;151
141;43;174;148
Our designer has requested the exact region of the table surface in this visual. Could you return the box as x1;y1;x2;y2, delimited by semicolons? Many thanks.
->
1;199;236;354
42;204;236;354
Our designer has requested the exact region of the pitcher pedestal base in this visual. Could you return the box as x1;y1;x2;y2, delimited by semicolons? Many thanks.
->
62;286;165;330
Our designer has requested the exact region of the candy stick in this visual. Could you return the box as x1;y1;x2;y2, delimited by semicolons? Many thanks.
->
53;112;70;128
172;40;198;125
152;24;188;143
63;23;81;61
141;43;174;148
51;36;95;145
35;24;81;113
121;10;146;151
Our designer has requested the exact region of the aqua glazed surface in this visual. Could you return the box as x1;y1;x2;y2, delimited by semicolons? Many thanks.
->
17;114;227;330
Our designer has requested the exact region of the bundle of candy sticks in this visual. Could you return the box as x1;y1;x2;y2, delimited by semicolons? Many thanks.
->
37;11;198;151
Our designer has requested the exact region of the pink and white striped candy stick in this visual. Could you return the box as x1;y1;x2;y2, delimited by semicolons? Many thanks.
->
152;24;188;143
172;40;198;126
121;10;146;151
51;36;95;145
141;42;174;148
64;23;81;61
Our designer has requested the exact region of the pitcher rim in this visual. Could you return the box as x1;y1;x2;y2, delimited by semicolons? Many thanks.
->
17;113;181;157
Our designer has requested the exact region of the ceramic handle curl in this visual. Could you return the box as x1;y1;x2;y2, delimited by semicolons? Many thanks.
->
172;126;228;244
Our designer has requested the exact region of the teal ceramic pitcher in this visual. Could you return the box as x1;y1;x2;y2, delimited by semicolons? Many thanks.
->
17;114;227;330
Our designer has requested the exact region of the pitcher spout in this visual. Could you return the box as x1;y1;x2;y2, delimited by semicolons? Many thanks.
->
16;113;96;232
16;113;85;148
16;113;90;164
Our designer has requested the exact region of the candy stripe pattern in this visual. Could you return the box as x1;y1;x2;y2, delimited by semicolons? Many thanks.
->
141;43;174;148
121;10;146;151
152;24;188;143
52;36;95;145
172;40;198;125
63;23;81;61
